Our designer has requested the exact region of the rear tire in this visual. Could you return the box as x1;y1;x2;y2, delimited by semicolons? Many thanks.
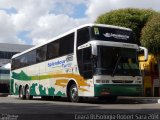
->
68;84;80;103
25;86;33;100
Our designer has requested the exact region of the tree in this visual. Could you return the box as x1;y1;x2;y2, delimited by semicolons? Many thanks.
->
95;8;157;44
141;14;160;55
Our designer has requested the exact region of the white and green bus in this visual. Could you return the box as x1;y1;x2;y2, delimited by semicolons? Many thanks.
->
10;24;148;102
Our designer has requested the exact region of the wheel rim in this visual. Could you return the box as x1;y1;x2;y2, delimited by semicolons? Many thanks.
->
70;85;78;101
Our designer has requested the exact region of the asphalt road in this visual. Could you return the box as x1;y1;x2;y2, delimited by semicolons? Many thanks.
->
0;96;160;120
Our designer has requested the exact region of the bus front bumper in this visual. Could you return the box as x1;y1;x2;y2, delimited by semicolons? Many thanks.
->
94;84;142;97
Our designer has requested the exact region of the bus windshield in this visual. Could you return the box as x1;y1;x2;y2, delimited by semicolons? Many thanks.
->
96;46;140;76
90;26;136;44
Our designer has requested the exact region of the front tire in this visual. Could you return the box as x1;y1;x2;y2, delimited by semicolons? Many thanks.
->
68;84;80;102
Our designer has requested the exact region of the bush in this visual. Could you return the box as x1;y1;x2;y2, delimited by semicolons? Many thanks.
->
141;14;160;55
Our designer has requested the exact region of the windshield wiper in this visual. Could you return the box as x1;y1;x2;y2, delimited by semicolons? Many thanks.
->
112;56;121;76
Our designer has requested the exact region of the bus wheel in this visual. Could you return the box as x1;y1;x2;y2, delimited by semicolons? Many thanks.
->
68;84;79;102
25;86;33;100
19;87;25;99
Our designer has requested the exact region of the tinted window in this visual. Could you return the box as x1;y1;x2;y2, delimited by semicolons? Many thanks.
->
91;26;136;44
77;27;90;47
12;33;74;70
47;33;74;60
28;50;36;65
47;40;60;59
20;55;27;67
77;47;93;79
59;33;74;56
11;50;36;70
11;58;18;70
36;46;47;62
96;46;140;76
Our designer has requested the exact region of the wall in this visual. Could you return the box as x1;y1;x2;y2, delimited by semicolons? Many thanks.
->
139;54;160;97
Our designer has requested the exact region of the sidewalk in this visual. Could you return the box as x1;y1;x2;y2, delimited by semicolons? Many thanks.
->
3;95;160;104
0;93;10;97
118;96;160;104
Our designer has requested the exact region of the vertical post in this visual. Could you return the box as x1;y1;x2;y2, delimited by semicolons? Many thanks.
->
157;57;160;97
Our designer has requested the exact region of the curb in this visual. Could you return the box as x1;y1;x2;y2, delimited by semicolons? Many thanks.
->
118;97;160;104
0;93;10;97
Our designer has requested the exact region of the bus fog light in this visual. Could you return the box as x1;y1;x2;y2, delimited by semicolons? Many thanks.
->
135;81;142;84
138;81;142;83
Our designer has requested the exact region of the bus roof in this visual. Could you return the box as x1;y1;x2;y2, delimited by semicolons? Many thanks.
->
12;23;132;59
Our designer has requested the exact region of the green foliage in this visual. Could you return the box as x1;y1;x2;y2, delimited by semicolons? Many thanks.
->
141;14;160;55
95;8;157;43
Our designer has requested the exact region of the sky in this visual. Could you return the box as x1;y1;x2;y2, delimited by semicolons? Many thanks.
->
0;0;160;45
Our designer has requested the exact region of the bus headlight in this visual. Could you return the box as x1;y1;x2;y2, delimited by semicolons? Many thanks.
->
135;77;142;84
137;77;142;81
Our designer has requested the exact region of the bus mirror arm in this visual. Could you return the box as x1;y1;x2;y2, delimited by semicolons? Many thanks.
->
91;43;97;56
139;46;148;62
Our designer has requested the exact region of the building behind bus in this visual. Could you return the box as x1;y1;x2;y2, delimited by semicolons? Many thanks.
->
0;43;32;96
139;54;160;97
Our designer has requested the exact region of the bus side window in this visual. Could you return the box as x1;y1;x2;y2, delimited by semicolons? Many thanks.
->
59;33;74;56
47;41;59;60
77;27;90;47
15;57;20;69
20;55;27;67
36;45;47;63
11;59;16;70
27;50;36;65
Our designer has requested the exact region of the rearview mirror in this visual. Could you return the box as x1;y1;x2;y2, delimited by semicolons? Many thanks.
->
78;41;98;56
139;46;148;61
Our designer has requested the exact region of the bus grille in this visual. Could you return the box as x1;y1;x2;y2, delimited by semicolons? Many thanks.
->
112;80;133;83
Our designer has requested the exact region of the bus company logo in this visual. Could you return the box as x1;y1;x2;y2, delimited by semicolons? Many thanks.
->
103;33;112;37
103;32;129;40
66;55;73;62
48;60;66;67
